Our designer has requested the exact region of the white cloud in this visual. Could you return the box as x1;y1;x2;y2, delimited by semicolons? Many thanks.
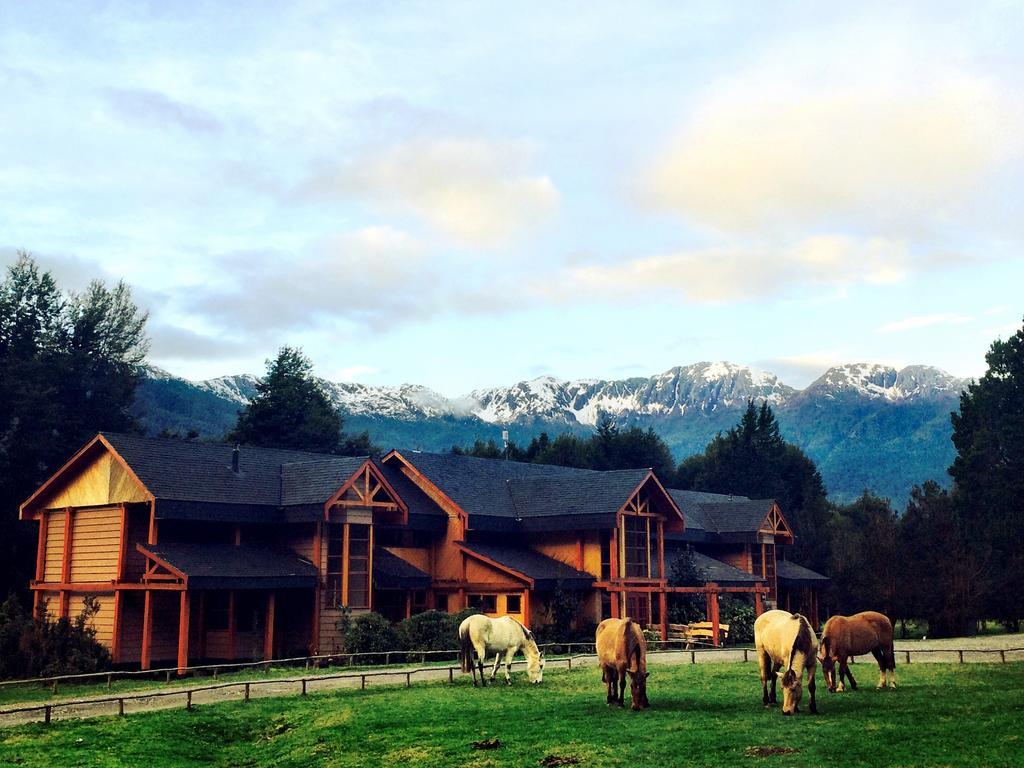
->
876;313;973;334
538;235;912;304
643;63;1023;237
301;138;559;246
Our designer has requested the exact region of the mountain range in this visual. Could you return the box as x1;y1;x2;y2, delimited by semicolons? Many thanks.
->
132;361;969;506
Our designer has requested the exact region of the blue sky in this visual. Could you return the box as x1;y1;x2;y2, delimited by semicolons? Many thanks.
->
2;1;1022;394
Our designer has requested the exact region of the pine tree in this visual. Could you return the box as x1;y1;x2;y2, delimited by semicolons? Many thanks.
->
0;253;148;598
949;317;1024;630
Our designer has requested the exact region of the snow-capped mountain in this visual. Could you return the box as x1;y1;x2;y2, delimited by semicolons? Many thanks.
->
134;360;969;504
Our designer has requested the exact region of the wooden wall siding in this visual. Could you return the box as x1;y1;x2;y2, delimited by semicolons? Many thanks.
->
69;593;116;646
69;507;121;582
385;546;430;573
42;511;66;582
431;514;465;582
123;507;150;581
37;450;148;511
119;592;145;664
285;524;316;563
716;547;748;572
531;531;601;576
319;606;367;653
464;558;525;588
39;592;59;620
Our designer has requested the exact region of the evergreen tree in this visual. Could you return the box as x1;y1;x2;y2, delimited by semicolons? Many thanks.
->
0;253;148;597
674;400;831;571
826;492;900;617
897;481;981;637
229;346;375;455
949;317;1024;630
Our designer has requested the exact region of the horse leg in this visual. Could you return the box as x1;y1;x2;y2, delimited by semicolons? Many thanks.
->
887;644;897;688
758;650;771;706
503;647;514;685
871;648;885;688
841;657;856;691
617;666;627;707
769;661;781;704
490;652;501;683
475;642;487;688
605;667;617;705
808;670;818;715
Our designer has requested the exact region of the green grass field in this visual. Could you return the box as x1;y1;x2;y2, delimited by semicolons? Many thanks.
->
2;662;1021;768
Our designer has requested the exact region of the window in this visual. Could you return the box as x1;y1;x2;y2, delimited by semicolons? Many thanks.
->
600;532;611;580
601;592;612;619
348;524;370;609
505;594;521;614
751;544;763;578
325;523;371;608
468;594;498;613
206;592;229;631
411;590;428;614
326;524;344;607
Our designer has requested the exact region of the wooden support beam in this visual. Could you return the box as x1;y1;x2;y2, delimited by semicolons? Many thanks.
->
659;590;668;641
754;589;764;617
35;510;47;583
227;590;237;661
609;527;619;581
141;590;153;670
60;507;73;617
147;501;157;545
522;589;531;628
341;522;350;606
311;522;322;654
657;521;665;580
405;592;412;620
177;591;190;674
111;591;123;664
263;591;276;661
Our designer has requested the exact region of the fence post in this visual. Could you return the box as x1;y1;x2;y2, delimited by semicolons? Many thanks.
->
406;672;411;688
361;675;366;690
301;679;307;696
118;698;124;717
107;673;113;690
690;651;696;664
568;656;572;670
51;681;58;695
165;671;171;684
958;650;964;664
186;691;192;711
244;683;250;702
743;649;748;662
449;667;454;683
44;705;51;724
385;652;390;666
905;651;911;664
1001;650;1006;663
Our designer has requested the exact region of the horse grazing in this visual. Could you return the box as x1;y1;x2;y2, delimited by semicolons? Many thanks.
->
819;611;895;692
596;618;649;710
458;614;544;686
754;609;818;716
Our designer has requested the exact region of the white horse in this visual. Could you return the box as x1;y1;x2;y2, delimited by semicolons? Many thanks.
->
458;614;545;686
754;609;818;716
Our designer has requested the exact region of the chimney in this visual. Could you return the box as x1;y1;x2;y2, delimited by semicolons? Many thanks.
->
232;444;240;474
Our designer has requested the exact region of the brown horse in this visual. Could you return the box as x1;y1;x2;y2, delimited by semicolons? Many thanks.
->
754;609;818;716
596;618;649;710
819;611;895;692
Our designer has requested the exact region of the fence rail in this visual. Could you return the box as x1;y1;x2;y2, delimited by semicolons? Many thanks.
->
2;646;1022;727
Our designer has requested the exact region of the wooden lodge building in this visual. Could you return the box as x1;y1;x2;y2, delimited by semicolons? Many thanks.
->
20;433;828;671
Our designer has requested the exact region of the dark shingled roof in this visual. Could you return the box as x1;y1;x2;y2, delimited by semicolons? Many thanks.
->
375;459;447;530
98;433;371;523
373;547;430;590
459;540;595;590
777;559;830;586
139;543;318;590
280;456;369;506
667;487;779;542
396;452;670;532
690;551;764;586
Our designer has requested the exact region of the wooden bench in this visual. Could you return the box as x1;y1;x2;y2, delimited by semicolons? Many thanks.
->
667;622;730;648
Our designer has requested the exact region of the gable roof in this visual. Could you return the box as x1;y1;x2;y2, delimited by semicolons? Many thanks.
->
138;542;318;590
668;488;789;543
458;540;595;590
391;451;681;532
777;559;830;585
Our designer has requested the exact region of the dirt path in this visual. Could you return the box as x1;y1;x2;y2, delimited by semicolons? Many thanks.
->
2;634;1021;728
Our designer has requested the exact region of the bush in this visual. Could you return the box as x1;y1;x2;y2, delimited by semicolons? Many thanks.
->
343;612;402;655
718;595;755;644
0;594;110;680
399;610;462;651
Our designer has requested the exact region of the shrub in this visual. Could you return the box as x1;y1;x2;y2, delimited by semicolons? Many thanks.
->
718;595;755;644
399;610;461;651
343;612;402;655
0;594;110;680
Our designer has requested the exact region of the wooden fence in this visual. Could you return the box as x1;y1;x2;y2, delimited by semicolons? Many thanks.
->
2;646;1021;727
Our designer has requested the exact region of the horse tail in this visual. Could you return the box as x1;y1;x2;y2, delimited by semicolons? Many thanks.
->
459;624;474;673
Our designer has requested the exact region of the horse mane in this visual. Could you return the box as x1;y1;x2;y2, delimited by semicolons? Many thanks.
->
510;616;535;644
787;614;813;674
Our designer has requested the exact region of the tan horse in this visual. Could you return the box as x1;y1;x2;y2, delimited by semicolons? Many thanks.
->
754;609;818;716
596;618;649;710
819;611;895;692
